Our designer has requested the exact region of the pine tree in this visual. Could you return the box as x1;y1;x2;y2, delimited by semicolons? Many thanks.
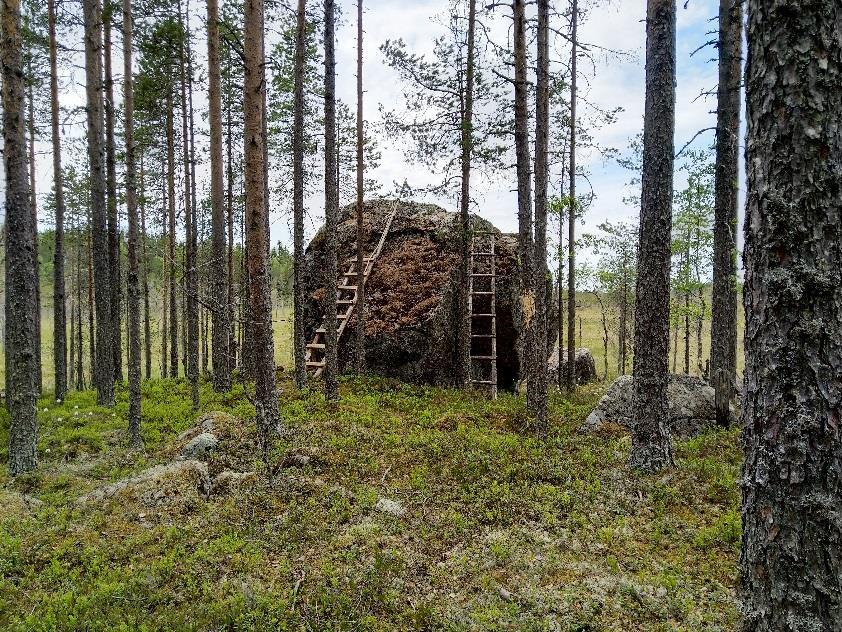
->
710;0;741;427
740;1;842;626
323;0;339;399
122;0;141;446
83;0;115;406
243;0;279;453
291;0;307;388
3;0;39;475
47;0;66;402
565;0;578;392
629;0;675;472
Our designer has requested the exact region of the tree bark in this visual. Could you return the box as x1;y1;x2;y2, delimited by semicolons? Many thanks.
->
207;0;230;392
166;97;178;378
323;0;339;400
83;0;114;405
139;151;152;380
26;74;42;397
629;0;676;472
179;0;198;409
121;0;141;446
710;0;741;428
457;0;476;390
513;0;534;406
532;0;549;431
354;0;366;374
48;0;67;402
243;0;279;454
740;1;842;627
103;4;122;384
566;0;578;392
3;0;39;474
291;0;307;388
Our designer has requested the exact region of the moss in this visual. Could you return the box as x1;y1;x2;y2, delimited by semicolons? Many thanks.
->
0;377;740;630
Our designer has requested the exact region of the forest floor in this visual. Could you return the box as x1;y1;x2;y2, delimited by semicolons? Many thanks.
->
0;377;740;631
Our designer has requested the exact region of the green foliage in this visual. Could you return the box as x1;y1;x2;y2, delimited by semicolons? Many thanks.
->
0;378;740;630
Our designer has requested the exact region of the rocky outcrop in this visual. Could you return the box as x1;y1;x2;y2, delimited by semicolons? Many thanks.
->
582;374;738;439
304;200;529;389
548;345;597;385
76;459;212;506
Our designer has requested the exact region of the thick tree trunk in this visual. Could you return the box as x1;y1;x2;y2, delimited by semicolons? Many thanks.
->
513;0;534;405
532;0;549;431
566;0;578;393
121;0;142;446
48;0;67;402
226;88;236;371
243;0;279;453
457;0;476;390
83;0;115;405
629;0;676;472
710;0;741;428
166;98;178;378
322;0;339;399
291;0;307;388
3;0;39;474
76;234;84;390
160;189;168;378
740;2;842;628
103;6;122;384
207;0;230;392
87;221;96;384
354;0;366;375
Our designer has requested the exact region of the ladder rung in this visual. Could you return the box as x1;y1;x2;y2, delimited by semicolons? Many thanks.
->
346;256;374;262
472;291;493;295
471;355;497;360
471;380;496;385
472;313;495;317
338;314;350;319
338;285;358;291
472;252;495;256
337;299;354;304
307;361;326;368
315;328;326;334
307;343;325;349
471;334;496;338
343;271;368;276
471;273;493;277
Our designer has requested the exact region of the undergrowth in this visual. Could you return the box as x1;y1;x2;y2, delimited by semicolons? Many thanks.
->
0;377;740;631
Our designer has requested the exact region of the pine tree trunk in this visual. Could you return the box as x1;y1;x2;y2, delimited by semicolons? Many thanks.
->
566;0;578;392
353;0;366;374
179;2;199;409
226;90;236;371
513;0;534;404
161;189;169;379
291;0;307;388
103;6;122;384
457;0;476;390
139;151;152;380
121;0;141;446
3;0;39;474
87;220;96;385
243;0;279;453
532;0;549;431
207;0;230;392
83;0;115;405
322;0;339;400
27;82;42;396
740;2;842;627
710;0;741;428
629;0;676;472
76;235;84;390
166;98;178;378
48;0;67;402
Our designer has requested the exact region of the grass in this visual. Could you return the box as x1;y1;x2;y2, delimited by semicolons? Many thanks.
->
0;376;740;630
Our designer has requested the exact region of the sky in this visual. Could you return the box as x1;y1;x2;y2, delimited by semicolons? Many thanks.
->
6;0;740;261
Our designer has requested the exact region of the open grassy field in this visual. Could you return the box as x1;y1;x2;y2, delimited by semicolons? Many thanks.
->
0;376;740;630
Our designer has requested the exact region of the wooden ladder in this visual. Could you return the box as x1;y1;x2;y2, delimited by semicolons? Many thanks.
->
305;202;400;377
469;230;497;399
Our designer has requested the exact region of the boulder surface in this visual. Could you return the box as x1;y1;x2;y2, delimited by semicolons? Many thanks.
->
581;374;738;438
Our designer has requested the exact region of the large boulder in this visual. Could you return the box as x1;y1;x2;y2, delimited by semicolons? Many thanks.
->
581;374;738;439
304;200;541;389
548;345;597;385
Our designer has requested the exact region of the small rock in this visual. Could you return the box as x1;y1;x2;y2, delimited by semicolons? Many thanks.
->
374;497;406;517
283;453;312;468
213;470;258;494
499;586;513;602
180;432;219;460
